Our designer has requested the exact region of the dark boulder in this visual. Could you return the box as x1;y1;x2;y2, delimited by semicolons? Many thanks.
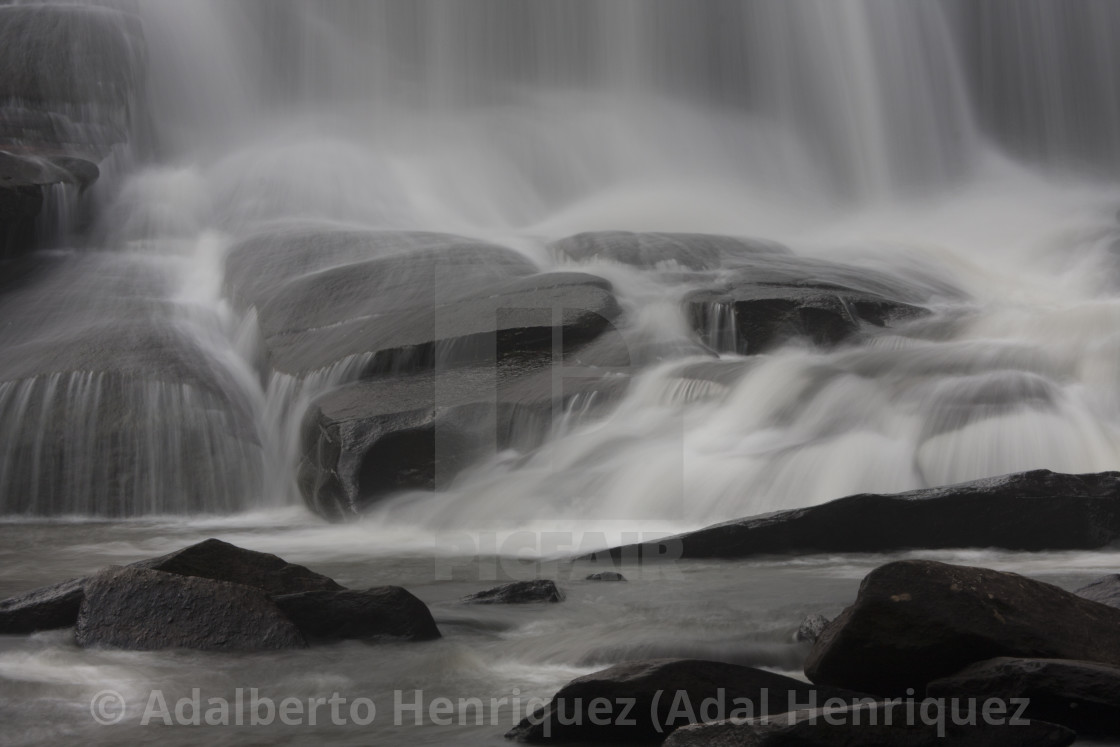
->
663;703;1075;747
804;560;1120;696
506;658;866;744
463;580;563;605
551;231;790;271
927;657;1120;739
586;572;627;582
1074;574;1120;608
0;577;84;634
594;470;1120;561
75;567;306;650
298;361;629;518
273;587;441;642
795;614;830;644
134;538;343;595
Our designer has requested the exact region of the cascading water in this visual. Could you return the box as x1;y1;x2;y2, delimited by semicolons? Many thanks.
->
2;0;1120;530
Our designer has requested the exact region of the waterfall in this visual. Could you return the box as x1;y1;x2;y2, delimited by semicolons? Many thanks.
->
2;0;1120;519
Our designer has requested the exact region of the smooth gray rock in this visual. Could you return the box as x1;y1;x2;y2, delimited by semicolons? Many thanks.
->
75;567;306;650
273;587;441;642
805;560;1120;696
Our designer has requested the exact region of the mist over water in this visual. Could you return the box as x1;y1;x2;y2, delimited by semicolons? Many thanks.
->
4;0;1120;529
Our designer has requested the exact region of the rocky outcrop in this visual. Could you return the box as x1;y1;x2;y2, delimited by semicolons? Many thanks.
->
804;560;1120;696
927;657;1120;739
586;572;626;582
594;470;1120;560
462;580;564;605
506;658;866;743
795;614;830;644
75;567;307;650
273;587;441;642
663;703;1076;747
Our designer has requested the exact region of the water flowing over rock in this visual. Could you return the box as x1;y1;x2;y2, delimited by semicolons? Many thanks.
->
1074;574;1120;609
595;470;1120;560
804;560;1120;696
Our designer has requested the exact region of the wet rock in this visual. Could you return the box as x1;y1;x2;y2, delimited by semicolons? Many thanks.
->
0;577;85;634
1074;574;1120;608
76;567;306;650
804;560;1120;696
225;230;621;376
586;572;627;582
506;658;866;744
927;657;1120;739
595;470;1120;560
298;361;628;518
463;580;563;605
795;614;830;644
273;587;441;642
552;231;790;271
134;538;343;595
663;702;1075;747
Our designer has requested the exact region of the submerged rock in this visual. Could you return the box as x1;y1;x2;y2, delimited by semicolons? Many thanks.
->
804;560;1120;696
506;658;865;744
552;231;790;271
273;587;441;642
75;567;306;651
462;580;564;605
595;470;1120;560
586;572;627;582
663;703;1076;747
927;657;1120;739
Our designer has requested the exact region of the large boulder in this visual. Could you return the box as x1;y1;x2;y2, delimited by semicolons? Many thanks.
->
804;560;1120;696
1074;574;1120;608
225;230;621;376
273;587;441;642
663;703;1075;747
506;658;865;744
298;361;628;518
0;538;341;633
595;470;1120;560
75;567;306;650
134;538;343;594
927;657;1120;739
462;580;563;605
